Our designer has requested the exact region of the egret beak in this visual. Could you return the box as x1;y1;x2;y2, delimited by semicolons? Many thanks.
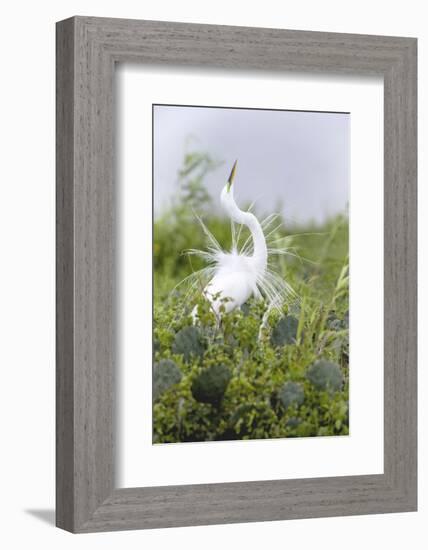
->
227;160;238;192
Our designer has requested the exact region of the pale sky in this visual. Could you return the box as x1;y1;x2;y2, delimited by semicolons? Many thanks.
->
153;105;349;225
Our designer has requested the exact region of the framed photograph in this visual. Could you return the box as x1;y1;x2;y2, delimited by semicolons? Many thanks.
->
150;103;351;446
56;16;417;532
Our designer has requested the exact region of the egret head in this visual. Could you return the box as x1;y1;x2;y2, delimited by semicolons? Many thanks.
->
221;160;238;207
226;160;238;193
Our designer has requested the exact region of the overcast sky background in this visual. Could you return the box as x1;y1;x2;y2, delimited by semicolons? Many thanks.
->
153;105;349;225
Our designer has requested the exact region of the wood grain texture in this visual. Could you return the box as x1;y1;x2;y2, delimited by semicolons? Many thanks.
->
56;16;417;533
56;18;75;532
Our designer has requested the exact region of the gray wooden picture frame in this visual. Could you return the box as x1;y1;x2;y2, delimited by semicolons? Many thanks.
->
56;16;417;533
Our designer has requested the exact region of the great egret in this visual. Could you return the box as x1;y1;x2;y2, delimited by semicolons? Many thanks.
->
184;160;299;327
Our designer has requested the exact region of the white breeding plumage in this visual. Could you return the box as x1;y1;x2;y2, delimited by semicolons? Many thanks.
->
184;160;299;327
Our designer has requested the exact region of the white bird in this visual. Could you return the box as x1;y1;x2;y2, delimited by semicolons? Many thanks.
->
184;160;299;328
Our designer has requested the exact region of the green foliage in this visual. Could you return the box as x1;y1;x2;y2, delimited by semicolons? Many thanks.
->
228;402;279;439
178;151;221;211
278;382;305;410
152;149;349;443
191;364;232;407
271;315;299;347
153;359;182;401
172;326;205;363
306;360;343;393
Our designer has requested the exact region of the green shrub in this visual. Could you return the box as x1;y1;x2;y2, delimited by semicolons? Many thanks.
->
172;326;205;362
278;382;305;410
153;359;182;400
229;402;279;439
191;364;232;407
271;315;299;347
306;360;343;392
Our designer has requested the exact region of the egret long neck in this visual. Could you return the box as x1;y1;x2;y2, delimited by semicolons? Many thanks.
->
221;186;268;273
244;212;268;271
